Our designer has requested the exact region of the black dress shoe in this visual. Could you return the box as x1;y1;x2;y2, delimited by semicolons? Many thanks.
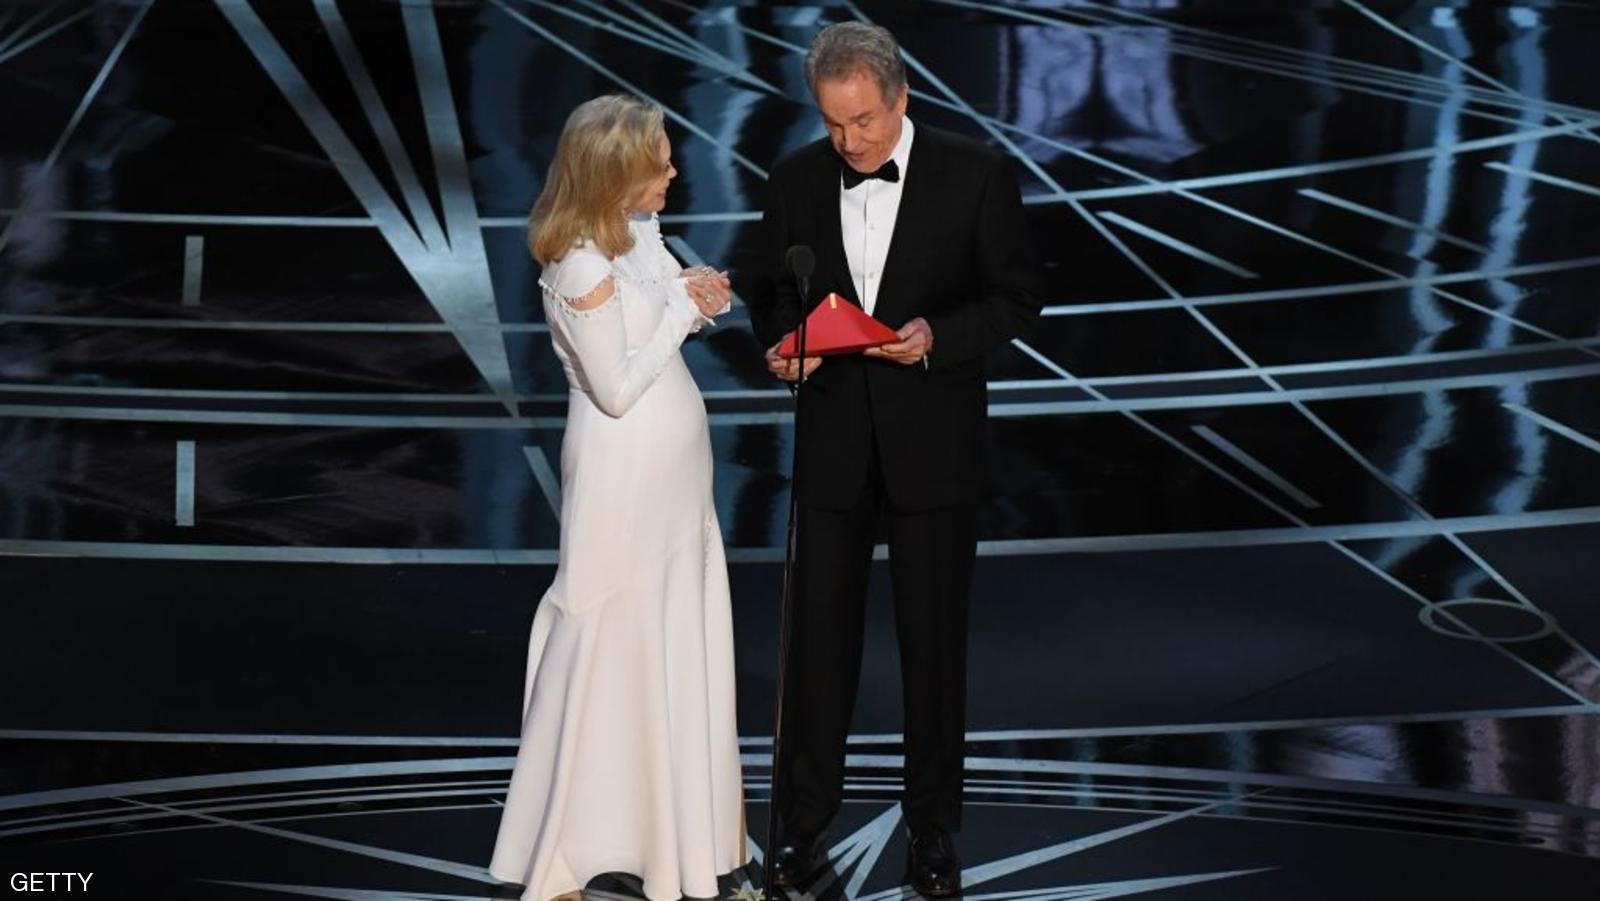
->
906;827;961;897
771;835;824;889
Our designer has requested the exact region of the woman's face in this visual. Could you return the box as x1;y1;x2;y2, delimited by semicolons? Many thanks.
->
628;133;676;215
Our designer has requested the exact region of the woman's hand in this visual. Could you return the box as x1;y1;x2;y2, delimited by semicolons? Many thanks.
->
683;269;732;319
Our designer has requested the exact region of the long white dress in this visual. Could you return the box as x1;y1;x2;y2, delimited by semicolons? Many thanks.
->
489;215;748;901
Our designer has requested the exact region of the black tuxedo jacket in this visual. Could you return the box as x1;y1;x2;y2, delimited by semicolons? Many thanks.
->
748;124;1042;512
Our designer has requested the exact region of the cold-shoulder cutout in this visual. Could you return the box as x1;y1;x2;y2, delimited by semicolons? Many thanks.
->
560;276;616;312
540;245;617;312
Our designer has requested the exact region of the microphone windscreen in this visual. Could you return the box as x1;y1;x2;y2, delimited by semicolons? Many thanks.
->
785;245;815;281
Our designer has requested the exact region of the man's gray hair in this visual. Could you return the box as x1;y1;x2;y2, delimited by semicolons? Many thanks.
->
805;22;907;103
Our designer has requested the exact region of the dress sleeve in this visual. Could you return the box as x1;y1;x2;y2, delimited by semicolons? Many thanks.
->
650;232;720;334
542;248;703;419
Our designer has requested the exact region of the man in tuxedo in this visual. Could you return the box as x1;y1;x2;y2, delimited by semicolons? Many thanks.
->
746;21;1042;898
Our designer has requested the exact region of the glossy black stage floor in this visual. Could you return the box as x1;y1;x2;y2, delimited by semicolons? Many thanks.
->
5;0;1600;898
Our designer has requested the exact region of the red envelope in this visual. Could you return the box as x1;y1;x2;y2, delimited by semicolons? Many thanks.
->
777;293;900;358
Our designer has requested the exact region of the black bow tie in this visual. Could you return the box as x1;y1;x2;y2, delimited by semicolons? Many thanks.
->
841;158;899;190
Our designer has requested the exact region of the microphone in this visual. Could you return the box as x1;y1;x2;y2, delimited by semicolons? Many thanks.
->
783;245;815;396
785;245;814;282
769;242;817;895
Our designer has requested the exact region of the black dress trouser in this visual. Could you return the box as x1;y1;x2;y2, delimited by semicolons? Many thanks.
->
776;425;978;839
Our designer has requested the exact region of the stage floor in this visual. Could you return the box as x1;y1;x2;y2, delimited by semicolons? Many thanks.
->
4;1;1600;898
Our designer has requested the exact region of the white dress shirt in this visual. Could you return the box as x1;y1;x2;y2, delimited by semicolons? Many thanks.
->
840;117;914;317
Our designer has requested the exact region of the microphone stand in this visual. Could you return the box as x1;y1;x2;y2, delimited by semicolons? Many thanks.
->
764;271;810;897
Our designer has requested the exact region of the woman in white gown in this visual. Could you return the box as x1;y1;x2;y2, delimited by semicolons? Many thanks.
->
489;95;749;901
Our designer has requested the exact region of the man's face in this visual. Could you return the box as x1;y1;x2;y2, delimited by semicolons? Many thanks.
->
815;68;908;174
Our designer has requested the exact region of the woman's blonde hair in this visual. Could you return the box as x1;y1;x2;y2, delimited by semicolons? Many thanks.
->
530;95;668;265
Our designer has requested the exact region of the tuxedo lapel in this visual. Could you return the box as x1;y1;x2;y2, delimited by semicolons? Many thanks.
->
873;126;940;326
812;156;861;309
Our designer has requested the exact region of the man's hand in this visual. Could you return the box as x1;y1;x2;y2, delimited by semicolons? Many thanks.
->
766;340;823;382
864;317;933;365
